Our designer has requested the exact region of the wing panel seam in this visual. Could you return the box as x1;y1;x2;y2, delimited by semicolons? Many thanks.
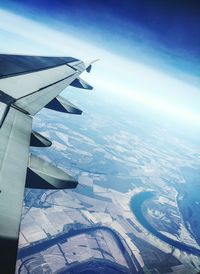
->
15;71;78;101
0;61;77;79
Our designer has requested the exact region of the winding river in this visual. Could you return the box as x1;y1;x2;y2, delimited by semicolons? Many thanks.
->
130;191;200;256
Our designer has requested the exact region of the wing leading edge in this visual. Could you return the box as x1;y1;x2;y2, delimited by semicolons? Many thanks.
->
0;54;96;273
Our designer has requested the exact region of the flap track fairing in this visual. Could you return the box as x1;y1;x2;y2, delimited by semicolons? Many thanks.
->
30;131;52;147
70;77;93;90
45;95;82;115
25;155;78;189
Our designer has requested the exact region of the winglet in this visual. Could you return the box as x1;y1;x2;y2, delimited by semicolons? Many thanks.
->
84;59;99;73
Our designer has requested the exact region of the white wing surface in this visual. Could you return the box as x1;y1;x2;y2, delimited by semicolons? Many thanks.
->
0;54;96;273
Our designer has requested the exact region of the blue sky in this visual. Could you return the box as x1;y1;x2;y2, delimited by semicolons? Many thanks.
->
1;0;200;77
0;1;199;128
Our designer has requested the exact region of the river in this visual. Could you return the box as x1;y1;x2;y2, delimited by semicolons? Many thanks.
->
130;191;200;256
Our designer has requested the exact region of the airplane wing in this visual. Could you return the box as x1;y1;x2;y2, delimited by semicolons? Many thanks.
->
0;54;96;273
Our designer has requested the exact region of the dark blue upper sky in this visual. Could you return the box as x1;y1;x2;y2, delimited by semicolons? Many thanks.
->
1;0;200;79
